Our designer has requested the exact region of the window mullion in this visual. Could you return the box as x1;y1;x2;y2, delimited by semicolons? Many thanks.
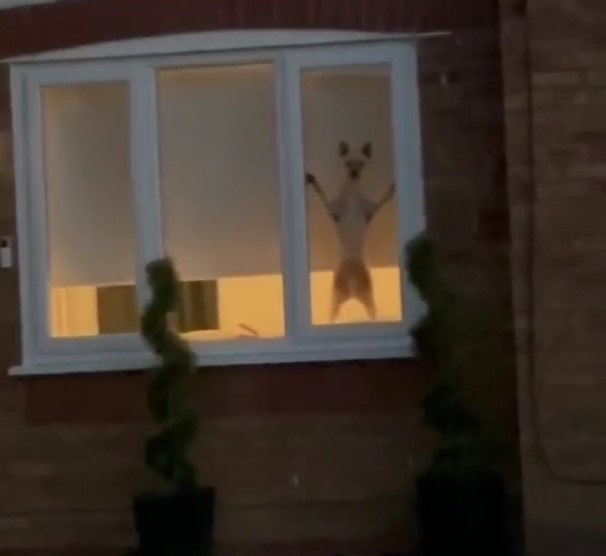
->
130;65;164;307
276;53;312;340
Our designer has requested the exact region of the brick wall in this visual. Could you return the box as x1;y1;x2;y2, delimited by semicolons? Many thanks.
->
500;0;606;554
0;1;516;554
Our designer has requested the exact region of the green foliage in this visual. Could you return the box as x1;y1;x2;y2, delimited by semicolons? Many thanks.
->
406;233;492;474
140;259;199;489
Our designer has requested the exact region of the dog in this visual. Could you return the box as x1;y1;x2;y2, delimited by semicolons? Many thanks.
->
306;141;395;321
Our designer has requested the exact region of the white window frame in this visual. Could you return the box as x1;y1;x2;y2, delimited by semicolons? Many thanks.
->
8;31;426;376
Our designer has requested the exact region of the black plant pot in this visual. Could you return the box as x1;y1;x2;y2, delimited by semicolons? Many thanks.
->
133;486;215;556
415;469;508;556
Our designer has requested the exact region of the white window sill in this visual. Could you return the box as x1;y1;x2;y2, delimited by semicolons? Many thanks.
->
9;335;414;376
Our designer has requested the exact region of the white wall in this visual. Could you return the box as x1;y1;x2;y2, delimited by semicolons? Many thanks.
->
42;62;399;286
157;63;282;280
43;82;136;287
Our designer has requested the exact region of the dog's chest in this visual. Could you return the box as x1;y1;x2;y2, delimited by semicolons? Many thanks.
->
332;191;369;255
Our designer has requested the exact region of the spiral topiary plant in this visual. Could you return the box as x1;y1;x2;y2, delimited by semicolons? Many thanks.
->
407;232;509;556
406;233;486;472
140;258;199;489
134;258;215;556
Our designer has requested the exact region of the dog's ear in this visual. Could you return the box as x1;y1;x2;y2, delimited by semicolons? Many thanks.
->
362;142;372;159
339;141;350;157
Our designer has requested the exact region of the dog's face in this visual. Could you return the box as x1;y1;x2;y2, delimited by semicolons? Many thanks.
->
339;141;372;180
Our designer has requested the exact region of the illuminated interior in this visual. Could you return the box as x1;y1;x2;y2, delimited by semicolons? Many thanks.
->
156;63;287;338
44;63;404;340
310;266;402;325
42;81;137;339
50;267;401;338
51;286;101;337
301;63;402;325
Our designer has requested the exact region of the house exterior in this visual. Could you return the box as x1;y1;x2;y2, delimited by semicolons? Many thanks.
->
0;1;604;556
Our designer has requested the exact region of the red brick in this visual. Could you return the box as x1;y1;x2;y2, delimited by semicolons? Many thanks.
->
0;0;498;59
24;360;428;425
533;71;583;87
501;0;606;553
0;0;514;553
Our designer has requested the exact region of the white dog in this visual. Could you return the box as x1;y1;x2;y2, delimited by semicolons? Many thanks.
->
306;141;395;321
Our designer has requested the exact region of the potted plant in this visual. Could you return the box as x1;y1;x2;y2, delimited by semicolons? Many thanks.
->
406;233;509;556
133;258;215;556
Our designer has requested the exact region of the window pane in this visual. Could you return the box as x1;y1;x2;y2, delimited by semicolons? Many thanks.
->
302;64;402;326
157;64;284;341
42;82;138;338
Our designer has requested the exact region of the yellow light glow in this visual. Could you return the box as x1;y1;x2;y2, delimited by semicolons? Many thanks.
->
183;274;285;342
50;267;403;339
311;267;402;326
50;286;98;337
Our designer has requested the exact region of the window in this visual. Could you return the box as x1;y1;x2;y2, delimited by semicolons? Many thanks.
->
10;32;425;374
42;82;137;338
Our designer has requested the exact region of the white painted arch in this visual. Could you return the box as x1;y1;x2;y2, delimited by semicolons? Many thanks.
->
7;29;449;65
0;0;57;9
